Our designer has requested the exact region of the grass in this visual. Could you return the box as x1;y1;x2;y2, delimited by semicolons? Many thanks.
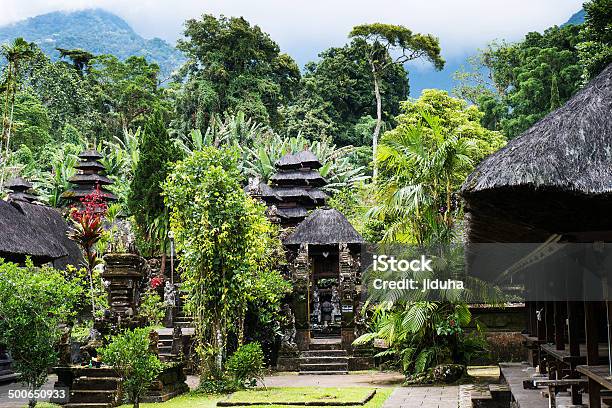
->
223;387;375;404
112;388;393;408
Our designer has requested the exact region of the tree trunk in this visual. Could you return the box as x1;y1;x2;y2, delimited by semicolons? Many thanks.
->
28;383;37;408
371;63;382;180
133;396;139;408
160;252;167;277
216;324;223;372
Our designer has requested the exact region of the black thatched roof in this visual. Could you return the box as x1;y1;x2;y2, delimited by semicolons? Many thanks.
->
12;201;83;269
62;148;116;202
75;161;106;171
294;150;322;169
270;170;326;186
276;207;308;219
78;149;103;160
284;207;364;245
461;63;612;242
463;63;612;197
68;173;114;185
275;150;322;170
5;177;32;191
0;200;67;262
275;153;302;169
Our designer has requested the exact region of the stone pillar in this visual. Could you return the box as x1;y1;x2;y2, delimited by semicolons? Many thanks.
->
339;243;357;350
292;243;311;350
101;253;148;330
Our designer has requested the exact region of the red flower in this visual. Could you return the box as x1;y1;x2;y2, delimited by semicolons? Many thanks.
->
151;276;163;289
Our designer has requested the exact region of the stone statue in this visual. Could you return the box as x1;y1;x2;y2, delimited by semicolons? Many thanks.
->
164;281;176;307
331;286;341;321
312;285;321;323
280;303;297;352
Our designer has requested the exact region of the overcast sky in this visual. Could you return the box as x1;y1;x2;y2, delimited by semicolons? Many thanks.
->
0;0;584;65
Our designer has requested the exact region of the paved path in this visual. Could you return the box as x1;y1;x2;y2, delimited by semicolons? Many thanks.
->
260;371;405;388
0;375;57;407
382;385;459;408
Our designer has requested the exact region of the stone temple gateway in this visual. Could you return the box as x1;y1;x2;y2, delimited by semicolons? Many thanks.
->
248;150;373;373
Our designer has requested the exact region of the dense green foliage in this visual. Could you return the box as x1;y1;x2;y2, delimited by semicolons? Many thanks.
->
371;90;505;244
579;0;612;81
128;110;179;257
0;261;82;407
163;146;289;379
98;328;164;408
174;15;300;132
355;303;486;376
454;24;583;138
0;9;184;78
225;342;265;388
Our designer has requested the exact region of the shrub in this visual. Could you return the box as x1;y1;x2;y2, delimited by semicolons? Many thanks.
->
225;342;265;388
0;260;82;408
139;289;165;326
98;328;163;408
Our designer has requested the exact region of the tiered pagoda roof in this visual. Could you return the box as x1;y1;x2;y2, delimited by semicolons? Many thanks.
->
5;177;38;203
251;149;328;226
61;148;116;203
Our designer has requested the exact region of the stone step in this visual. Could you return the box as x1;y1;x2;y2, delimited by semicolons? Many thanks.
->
298;370;348;375
73;376;120;390
299;363;348;372
64;403;114;408
309;342;343;351
488;383;511;400
299;356;349;365
301;350;348;357
0;372;19;383
69;390;118;404
69;367;117;377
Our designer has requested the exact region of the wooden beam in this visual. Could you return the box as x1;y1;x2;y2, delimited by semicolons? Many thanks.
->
554;301;565;350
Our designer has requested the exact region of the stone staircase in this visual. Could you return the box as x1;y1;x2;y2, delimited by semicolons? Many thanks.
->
299;337;348;375
157;329;179;362
64;367;121;408
173;310;193;328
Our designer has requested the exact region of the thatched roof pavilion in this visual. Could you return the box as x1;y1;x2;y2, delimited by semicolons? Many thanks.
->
284;207;364;246
461;63;612;243
0;177;82;268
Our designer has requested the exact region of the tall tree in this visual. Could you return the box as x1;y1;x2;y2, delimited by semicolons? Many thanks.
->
282;38;409;146
128;110;179;270
349;24;444;177
163;146;277;378
175;15;300;133
0;37;36;190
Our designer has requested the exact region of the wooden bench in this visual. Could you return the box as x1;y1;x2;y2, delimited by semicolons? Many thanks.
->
529;379;588;408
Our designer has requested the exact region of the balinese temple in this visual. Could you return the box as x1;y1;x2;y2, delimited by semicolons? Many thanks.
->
61;148;116;204
0;177;81;269
248;149;372;373
461;63;612;407
249;150;328;227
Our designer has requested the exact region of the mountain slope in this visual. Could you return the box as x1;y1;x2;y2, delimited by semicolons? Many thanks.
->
0;9;184;78
563;9;586;26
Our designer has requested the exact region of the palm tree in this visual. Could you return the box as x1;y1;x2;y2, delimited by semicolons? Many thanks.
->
0;38;36;191
370;111;476;246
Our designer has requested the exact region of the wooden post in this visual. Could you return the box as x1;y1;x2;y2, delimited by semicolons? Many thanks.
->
566;266;583;405
585;301;601;408
545;301;555;343
554;301;565;350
